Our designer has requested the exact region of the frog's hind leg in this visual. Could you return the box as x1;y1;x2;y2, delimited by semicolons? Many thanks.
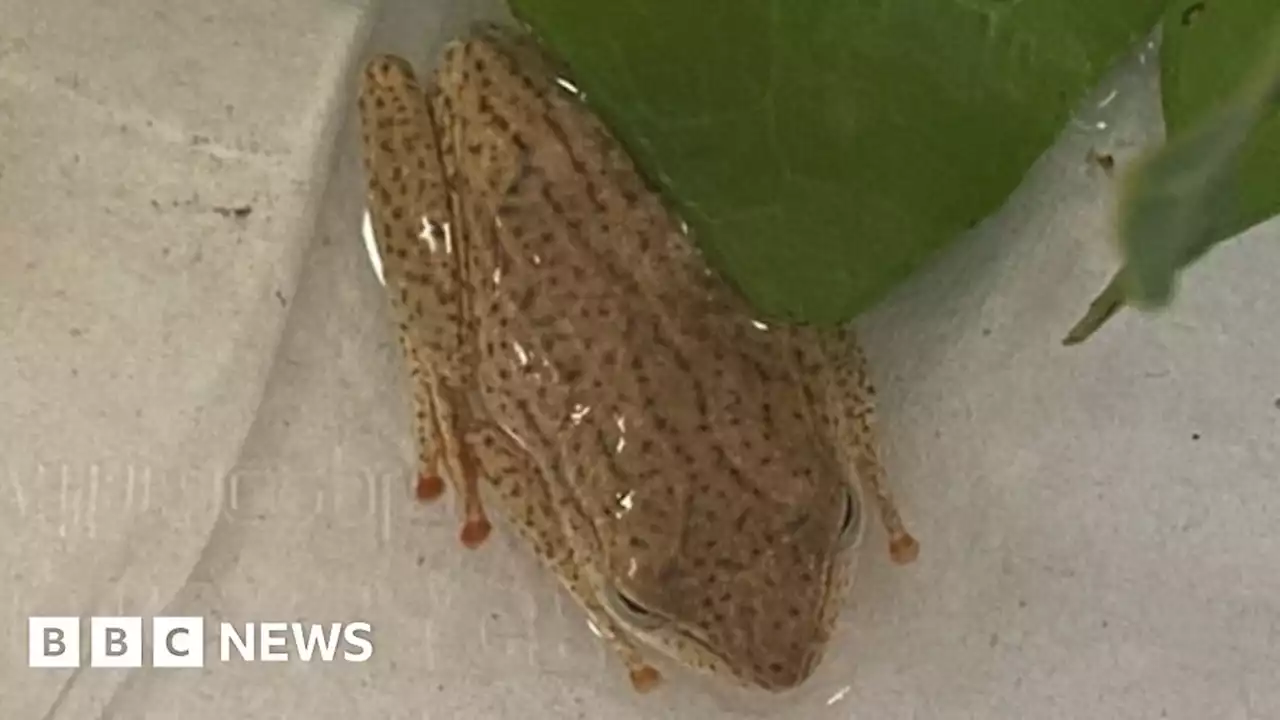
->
465;423;662;692
400;349;494;548
359;55;486;544
413;374;493;549
447;394;493;548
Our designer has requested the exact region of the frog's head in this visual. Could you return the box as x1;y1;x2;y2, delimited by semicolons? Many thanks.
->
569;368;870;691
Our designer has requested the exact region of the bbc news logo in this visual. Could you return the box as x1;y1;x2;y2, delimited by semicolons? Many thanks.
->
28;617;373;668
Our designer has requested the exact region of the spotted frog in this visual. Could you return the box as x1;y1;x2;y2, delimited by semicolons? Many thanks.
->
356;21;918;693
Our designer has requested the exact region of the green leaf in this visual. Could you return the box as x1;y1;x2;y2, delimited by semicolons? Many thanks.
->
1063;271;1126;346
1162;0;1280;244
1064;4;1280;344
509;0;1165;325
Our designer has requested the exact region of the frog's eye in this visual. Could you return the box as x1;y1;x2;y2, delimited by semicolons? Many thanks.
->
838;486;865;550
605;585;665;630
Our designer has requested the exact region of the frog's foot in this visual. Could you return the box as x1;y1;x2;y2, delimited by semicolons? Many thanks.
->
456;445;492;549
853;451;920;565
874;492;919;565
888;528;920;565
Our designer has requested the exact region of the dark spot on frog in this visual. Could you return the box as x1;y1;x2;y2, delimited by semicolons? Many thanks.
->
275;290;287;308
213;204;253;219
1191;432;1201;441
69;327;84;338
1087;148;1115;175
1181;2;1205;25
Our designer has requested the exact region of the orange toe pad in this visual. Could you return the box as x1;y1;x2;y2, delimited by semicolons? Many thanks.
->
415;473;445;501
890;533;920;564
629;665;662;693
459;518;492;548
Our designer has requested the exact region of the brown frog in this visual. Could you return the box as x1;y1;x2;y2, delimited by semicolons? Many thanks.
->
356;21;918;693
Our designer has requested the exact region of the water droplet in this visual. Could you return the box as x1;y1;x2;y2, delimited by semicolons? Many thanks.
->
613;414;628;454
826;685;852;705
361;209;385;285
617;490;635;511
555;76;581;96
418;216;452;254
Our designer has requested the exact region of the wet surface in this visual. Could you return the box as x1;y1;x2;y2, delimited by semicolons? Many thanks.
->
5;5;1280;719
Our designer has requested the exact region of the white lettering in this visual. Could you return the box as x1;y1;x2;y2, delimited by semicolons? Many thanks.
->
291;623;342;662
259;622;289;661
219;622;254;661
342;622;373;662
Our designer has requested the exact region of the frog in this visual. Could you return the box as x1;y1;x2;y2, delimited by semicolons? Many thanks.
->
355;21;919;693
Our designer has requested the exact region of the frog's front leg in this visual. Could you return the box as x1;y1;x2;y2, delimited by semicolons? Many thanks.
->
819;328;920;565
465;423;663;693
850;417;920;565
844;335;919;564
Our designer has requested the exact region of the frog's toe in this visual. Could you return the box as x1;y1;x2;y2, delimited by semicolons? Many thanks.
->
459;517;492;548
889;531;919;564
415;472;445;501
628;664;662;693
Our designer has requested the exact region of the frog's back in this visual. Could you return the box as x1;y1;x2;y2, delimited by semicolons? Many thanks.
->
437;18;852;571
